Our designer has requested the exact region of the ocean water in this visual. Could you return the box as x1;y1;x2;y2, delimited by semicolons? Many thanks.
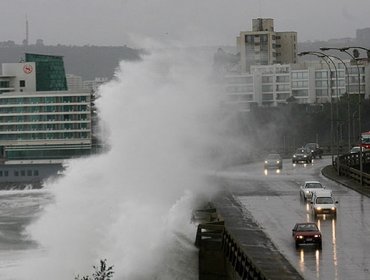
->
0;48;228;279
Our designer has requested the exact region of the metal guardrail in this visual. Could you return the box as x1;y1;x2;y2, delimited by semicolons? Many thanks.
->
222;230;267;280
336;151;370;186
195;222;268;280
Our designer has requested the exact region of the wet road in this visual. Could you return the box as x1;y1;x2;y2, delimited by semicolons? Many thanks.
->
218;157;370;280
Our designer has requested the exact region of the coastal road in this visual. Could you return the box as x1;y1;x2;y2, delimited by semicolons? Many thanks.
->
218;157;370;280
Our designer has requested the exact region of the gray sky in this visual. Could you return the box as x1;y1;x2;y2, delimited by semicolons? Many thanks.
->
2;0;370;47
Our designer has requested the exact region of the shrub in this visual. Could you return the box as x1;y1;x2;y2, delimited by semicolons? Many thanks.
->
75;259;114;280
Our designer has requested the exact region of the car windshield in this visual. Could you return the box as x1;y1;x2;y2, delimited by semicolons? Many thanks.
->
305;144;316;149
267;154;280;159
316;197;333;204
296;224;318;231
306;182;323;189
362;135;370;144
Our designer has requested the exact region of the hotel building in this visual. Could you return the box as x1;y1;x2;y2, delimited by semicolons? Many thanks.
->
0;53;92;161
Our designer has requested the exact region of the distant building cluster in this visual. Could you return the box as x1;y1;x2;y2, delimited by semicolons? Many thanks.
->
66;74;108;94
221;18;370;112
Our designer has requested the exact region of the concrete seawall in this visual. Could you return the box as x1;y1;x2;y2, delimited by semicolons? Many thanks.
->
195;191;303;280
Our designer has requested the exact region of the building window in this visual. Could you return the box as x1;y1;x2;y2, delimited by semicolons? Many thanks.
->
19;80;26;87
315;71;328;79
316;89;329;97
27;170;32;176
276;76;290;83
292;72;308;79
262;76;273;83
262;85;273;92
262;94;274;101
14;171;19;176
34;170;39;176
292;81;308;88
293;89;309;97
4;171;8;177
276;84;290;91
0;171;2;177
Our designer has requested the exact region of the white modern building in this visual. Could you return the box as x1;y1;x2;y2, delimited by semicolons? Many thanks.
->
0;54;92;161
66;74;83;92
224;59;369;110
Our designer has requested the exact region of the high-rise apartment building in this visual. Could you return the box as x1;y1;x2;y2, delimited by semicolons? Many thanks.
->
237;18;297;72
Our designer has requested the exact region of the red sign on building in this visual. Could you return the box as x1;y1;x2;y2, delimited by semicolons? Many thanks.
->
23;64;33;74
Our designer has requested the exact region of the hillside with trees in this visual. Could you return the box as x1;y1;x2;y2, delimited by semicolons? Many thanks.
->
0;42;146;80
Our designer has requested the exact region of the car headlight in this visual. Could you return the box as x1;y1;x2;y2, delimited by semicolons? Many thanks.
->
314;234;321;238
303;155;307;157
316;207;322;211
277;160;280;164
296;235;304;239
265;160;268;164
331;207;336;211
293;155;296;158
305;190;310;194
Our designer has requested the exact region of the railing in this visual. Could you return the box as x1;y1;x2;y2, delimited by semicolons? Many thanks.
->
336;151;370;186
222;230;267;280
194;203;302;280
195;221;268;280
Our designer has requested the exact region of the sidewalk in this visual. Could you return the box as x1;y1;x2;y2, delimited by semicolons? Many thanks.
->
321;165;370;198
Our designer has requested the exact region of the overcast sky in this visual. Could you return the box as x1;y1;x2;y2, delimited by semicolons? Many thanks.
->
2;0;370;48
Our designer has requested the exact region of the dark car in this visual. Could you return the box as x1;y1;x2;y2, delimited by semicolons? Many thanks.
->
304;143;323;159
292;148;312;164
292;222;322;249
264;153;283;169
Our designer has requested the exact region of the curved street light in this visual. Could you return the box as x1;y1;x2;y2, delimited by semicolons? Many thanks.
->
298;51;340;167
320;47;364;185
321;54;351;151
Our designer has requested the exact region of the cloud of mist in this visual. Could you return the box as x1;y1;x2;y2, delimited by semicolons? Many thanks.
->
8;46;249;280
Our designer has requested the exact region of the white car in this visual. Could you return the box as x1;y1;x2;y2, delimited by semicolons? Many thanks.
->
350;146;366;154
299;180;325;201
310;190;338;217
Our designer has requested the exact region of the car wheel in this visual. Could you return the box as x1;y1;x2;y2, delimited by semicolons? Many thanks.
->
317;241;322;250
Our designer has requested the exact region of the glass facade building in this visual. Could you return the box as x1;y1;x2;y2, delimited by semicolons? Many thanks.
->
25;53;68;91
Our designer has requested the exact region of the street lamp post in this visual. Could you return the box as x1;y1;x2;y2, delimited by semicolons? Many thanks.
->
321;54;351;151
298;51;340;168
320;47;364;185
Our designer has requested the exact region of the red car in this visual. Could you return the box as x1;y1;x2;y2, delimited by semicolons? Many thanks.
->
292;222;322;249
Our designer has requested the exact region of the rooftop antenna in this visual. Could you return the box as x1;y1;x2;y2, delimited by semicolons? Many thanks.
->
258;0;262;18
25;14;29;46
